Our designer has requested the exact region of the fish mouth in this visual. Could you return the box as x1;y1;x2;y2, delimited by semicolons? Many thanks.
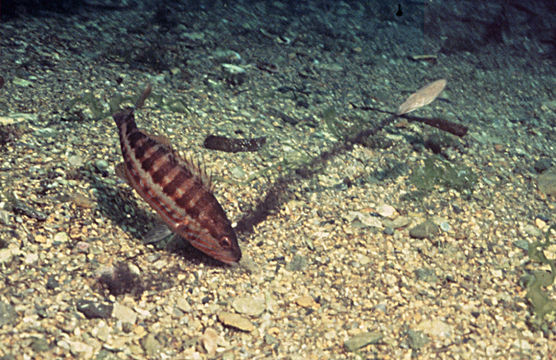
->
188;240;241;265
206;249;242;265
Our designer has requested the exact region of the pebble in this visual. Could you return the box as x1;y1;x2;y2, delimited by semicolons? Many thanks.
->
0;247;20;265
76;300;113;319
537;167;556;197
231;296;266;317
141;333;161;357
0;301;17;327
383;216;411;229
94;159;109;172
218;312;255;332
376;204;396;218
415;319;453;338
112;303;137;324
406;330;430;350
344;331;383;352
286;254;308;271
295;295;317;308
68;340;94;357
67;154;84;167
409;220;440;239
23;253;39;265
200;328;227;356
53;232;69;243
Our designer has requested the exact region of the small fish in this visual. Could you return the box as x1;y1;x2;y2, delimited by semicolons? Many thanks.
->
113;85;241;265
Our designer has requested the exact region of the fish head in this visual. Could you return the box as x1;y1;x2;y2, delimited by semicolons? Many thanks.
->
179;220;242;265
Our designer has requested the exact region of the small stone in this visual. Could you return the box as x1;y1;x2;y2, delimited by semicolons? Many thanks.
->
537;167;556;197
76;299;113;319
409;220;439;239
415;319;453;338
376;204;396;218
406;330;430;350
176;297;191;313
53;232;70;243
356;253;371;266
92;322;110;342
286;254;307;271
344;331;383;351
218;311;255;332
23;253;39;265
113;303;137;324
231;296;266;317
67;155;84;167
0;247;20;265
95;159;109;172
439;221;451;232
295;295;316;308
141;333;161;357
533;158;552;173
200;328;227;356
0;209;11;225
415;268;438;283
46;276;59;290
30;337;50;352
535;217;547;230
0;301;17;327
383;216;411;229
68;340;93;357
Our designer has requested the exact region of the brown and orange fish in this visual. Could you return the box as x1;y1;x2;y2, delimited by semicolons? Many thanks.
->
113;85;241;265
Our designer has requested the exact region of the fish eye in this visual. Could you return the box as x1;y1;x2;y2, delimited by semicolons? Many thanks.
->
220;236;232;249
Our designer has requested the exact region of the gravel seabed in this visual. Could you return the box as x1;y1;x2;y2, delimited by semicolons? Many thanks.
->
0;0;555;359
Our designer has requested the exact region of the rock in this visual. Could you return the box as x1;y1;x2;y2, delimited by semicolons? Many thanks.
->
200;328;228;356
67;154;84;167
53;232;70;243
409;220;439;239
30;337;50;352
295;295;317;308
286;254;307;271
231;296;265;317
533;158;552;173
347;210;382;228
218;311;255;332
414;268;438;283
383;216;411;229
376;204;396;218
406;329;430;350
113;303;137;324
175;297;191;313
94;159;109;172
537;167;556;197
415;319;453;338
141;333;161;357
344;331;383;351
23;253;39;265
68;340;93;357
0;246;20;265
76;299;113;319
0;301;17;327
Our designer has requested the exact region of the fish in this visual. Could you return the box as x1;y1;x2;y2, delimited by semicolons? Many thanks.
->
112;85;241;265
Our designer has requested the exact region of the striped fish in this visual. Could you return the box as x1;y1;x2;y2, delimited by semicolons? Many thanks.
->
113;86;241;265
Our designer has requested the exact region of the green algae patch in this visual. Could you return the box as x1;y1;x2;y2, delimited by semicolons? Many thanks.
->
409;155;477;194
522;225;556;334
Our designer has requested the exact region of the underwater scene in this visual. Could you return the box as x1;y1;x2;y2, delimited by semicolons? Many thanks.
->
0;0;555;358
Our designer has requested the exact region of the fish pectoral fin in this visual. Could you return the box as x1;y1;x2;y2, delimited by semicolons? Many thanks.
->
143;223;174;244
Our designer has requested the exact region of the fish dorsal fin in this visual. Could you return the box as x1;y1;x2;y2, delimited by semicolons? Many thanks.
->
176;153;214;192
141;131;214;192
139;129;174;149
